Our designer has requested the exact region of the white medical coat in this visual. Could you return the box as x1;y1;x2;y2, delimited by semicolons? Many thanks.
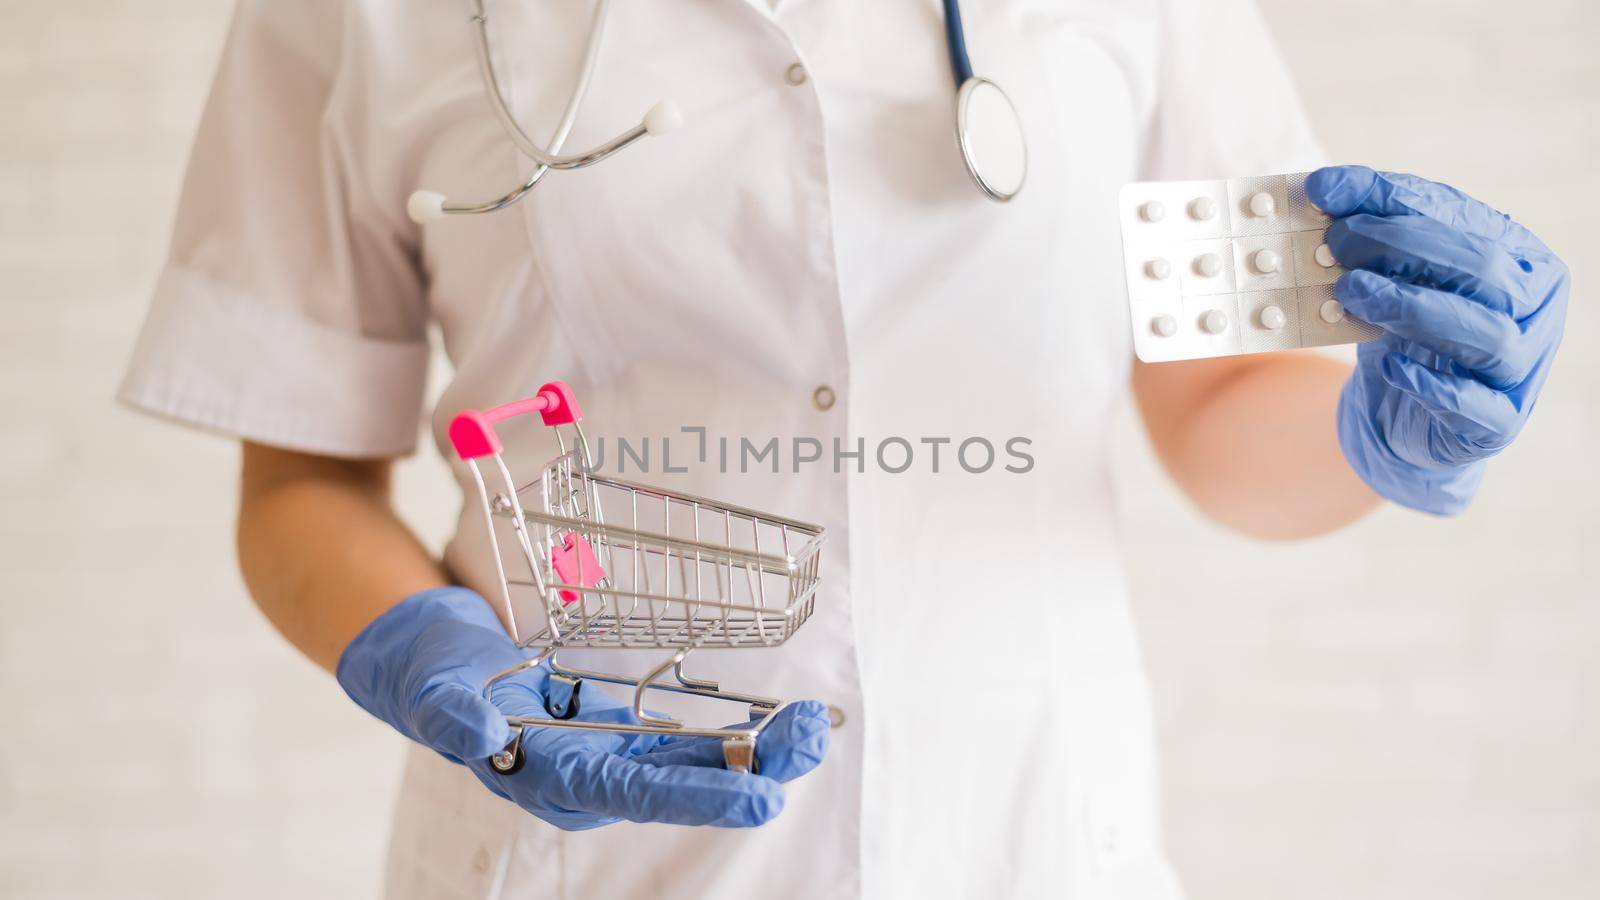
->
121;1;1323;897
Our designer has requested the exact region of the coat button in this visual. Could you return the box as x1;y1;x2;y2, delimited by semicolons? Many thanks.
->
826;705;846;728
812;385;836;411
785;62;807;86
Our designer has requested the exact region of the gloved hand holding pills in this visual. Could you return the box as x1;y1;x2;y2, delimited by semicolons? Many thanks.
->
1308;165;1568;515
1120;165;1570;515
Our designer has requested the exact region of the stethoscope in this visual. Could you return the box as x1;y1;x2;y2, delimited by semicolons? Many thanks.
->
408;0;1027;224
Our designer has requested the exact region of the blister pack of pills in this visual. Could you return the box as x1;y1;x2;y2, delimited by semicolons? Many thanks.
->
1119;171;1380;363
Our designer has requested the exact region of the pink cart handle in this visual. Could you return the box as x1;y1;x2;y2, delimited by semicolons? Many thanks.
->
449;381;583;460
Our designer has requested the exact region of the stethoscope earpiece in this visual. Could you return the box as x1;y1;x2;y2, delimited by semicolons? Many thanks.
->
643;100;685;136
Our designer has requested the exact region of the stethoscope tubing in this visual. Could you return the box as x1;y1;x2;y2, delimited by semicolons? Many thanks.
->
471;0;640;171
940;0;976;87
433;0;633;217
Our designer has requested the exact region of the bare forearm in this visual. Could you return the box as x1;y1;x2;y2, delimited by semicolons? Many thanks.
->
237;443;448;672
1133;353;1380;539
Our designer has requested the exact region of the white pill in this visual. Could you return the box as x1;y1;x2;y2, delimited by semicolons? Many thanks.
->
1258;304;1286;330
1188;197;1217;221
1320;299;1346;324
1252;249;1281;274
1193;253;1222;277
1151;314;1178;337
1200;309;1229;334
1314;243;1337;268
1139;201;1166;223
1145;258;1172;280
1247;191;1276;218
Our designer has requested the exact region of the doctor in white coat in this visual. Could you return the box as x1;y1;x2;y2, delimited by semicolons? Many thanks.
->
121;0;1569;897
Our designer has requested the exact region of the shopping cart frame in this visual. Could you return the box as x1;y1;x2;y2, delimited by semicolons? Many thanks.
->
450;382;825;774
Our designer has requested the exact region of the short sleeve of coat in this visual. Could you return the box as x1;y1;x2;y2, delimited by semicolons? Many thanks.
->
1138;0;1327;180
118;0;429;457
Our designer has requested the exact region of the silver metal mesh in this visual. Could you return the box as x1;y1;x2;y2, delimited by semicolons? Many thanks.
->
491;447;824;651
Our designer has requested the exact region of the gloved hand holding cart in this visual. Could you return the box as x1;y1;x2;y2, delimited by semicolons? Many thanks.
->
340;381;831;830
448;381;828;774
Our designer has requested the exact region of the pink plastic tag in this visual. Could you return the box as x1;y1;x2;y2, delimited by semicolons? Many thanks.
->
550;533;605;604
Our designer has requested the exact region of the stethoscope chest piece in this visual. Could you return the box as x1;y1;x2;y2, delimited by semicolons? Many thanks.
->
955;77;1026;203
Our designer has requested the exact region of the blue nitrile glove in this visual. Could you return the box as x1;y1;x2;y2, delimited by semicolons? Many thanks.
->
336;587;830;831
1306;166;1569;515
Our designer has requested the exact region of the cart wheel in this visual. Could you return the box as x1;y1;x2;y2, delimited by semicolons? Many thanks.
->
721;736;759;775
544;676;581;720
490;738;525;776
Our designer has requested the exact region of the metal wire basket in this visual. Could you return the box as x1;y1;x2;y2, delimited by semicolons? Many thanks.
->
449;382;826;773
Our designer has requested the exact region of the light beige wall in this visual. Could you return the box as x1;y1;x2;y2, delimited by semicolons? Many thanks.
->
0;2;1593;898
2;5;410;897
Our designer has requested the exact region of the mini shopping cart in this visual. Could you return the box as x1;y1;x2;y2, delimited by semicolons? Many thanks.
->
449;382;826;775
